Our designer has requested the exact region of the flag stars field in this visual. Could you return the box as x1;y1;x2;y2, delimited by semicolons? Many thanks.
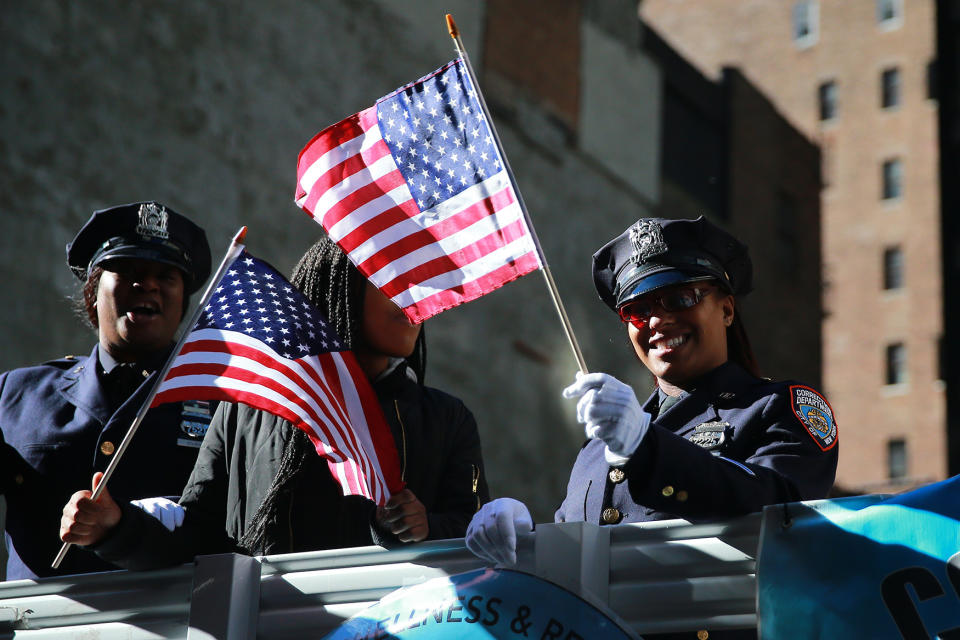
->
377;64;499;213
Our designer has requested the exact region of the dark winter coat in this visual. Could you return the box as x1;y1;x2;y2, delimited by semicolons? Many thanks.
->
94;361;488;569
0;344;210;579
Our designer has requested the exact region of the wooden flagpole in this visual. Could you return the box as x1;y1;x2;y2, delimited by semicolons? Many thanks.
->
52;226;248;569
445;14;588;375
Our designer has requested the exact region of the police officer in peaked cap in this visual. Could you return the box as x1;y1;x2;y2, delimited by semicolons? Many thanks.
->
467;218;839;634
0;201;216;579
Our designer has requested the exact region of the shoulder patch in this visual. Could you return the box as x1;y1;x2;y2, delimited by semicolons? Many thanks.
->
789;385;838;451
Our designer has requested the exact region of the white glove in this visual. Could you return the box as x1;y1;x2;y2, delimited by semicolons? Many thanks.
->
563;372;651;465
131;497;185;532
465;498;533;566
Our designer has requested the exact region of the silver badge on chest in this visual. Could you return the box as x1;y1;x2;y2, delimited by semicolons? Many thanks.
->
689;420;731;454
178;400;213;448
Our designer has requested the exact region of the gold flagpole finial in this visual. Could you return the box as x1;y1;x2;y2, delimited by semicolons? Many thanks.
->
446;14;459;39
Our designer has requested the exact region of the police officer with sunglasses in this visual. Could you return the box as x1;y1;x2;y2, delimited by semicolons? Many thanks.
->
466;218;839;579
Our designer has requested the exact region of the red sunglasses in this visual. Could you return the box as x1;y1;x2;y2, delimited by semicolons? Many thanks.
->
617;285;714;327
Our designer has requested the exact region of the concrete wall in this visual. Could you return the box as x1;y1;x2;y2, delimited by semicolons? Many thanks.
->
723;68;823;387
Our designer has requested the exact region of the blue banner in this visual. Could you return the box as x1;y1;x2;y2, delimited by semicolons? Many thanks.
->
757;475;960;639
322;568;636;640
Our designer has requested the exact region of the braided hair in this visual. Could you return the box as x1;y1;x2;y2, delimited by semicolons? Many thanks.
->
727;302;760;378
239;235;426;554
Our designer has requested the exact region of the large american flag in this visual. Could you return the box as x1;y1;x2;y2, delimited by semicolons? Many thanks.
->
151;250;403;505
295;58;542;324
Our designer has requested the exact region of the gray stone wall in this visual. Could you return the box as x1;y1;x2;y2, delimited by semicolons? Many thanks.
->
0;0;659;542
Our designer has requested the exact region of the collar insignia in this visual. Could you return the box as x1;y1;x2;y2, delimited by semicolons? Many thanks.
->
629;220;668;263
137;203;169;240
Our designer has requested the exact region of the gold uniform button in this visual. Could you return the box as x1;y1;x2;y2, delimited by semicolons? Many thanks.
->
677;490;689;502
100;441;115;456
14;473;24;486
608;468;626;484
661;485;675;497
602;507;622;524
697;630;709;640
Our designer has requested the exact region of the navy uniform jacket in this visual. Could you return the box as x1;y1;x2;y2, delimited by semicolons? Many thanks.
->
556;362;838;526
0;345;211;580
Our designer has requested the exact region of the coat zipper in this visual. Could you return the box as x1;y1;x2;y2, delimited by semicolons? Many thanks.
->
471;464;481;511
393;400;407;481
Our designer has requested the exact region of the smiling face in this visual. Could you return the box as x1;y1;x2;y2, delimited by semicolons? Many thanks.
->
625;282;734;389
95;258;186;362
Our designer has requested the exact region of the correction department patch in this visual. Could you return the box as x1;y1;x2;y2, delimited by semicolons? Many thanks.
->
789;385;838;451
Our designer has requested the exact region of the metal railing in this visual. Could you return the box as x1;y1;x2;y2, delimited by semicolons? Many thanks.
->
0;514;764;639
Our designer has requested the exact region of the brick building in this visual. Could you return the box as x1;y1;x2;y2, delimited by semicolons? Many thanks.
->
642;0;945;493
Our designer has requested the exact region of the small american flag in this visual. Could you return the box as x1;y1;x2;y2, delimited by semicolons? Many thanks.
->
295;58;542;324
152;249;403;505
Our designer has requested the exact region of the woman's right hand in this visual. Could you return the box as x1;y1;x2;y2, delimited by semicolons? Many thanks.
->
563;372;651;464
465;497;533;566
60;471;121;546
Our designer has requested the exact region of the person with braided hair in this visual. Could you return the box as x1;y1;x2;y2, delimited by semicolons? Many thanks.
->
59;235;489;567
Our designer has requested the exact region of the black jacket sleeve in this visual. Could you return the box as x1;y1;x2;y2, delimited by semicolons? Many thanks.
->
423;398;489;540
94;403;239;569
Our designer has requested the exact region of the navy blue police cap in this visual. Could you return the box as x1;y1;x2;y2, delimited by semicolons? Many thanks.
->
592;216;753;311
66;201;211;293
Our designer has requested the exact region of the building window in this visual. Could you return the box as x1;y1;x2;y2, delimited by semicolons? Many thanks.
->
883;246;904;290
792;1;818;47
885;342;907;385
881;67;901;108
818;80;837;121
887;438;907;481
882;158;903;200
938;335;945;381
876;0;903;29
927;59;938;101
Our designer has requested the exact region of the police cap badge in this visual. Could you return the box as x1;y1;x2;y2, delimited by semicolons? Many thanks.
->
591;216;753;311
66;201;212;293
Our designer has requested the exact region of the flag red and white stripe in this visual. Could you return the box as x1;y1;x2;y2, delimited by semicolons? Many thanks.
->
295;59;541;324
152;250;403;505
